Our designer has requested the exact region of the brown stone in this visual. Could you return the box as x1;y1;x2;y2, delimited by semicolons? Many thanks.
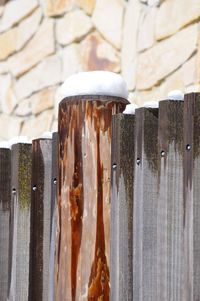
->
15;54;62;100
41;0;74;17
61;44;82;81
8;18;55;77
92;0;124;49
137;7;156;52
156;0;200;40
0;0;38;33
21;110;53;139
121;0;141;90
137;24;198;90
0;114;22;139
0;74;17;114
56;9;92;46
76;0;96;15
80;32;120;72
0;27;17;60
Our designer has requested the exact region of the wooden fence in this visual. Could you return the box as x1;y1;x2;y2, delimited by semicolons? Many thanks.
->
0;92;200;300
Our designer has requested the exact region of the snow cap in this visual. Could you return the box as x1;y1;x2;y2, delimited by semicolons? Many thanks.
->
144;100;159;109
60;71;129;100
0;141;10;149
41;131;53;139
168;90;184;101
123;103;138;115
9;136;30;146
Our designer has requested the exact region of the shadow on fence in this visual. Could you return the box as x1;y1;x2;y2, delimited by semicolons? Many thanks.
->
0;93;199;300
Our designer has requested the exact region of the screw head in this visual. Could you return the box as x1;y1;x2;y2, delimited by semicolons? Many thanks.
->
32;185;37;191
136;158;141;165
186;144;191;151
161;150;165;157
112;163;117;170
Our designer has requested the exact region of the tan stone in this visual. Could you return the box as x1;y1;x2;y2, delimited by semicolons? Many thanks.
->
137;24;198;90
15;54;62;100
21;110;53;139
121;0;141;90
41;0;74;17
16;8;42;51
8;18;55;77
80;32;120;72
0;6;3;17
138;7;156;52
56;9;93;46
0;74;17;114
0;114;22;139
181;55;197;87
76;0;96;15
0;0;38;33
62;44;83;81
0;27;17;60
0;61;8;74
51;119;58;132
15;99;32;117
156;0;200;40
92;0;124;49
31;87;55;115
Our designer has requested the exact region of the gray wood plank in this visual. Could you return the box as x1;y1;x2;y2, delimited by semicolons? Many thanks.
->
0;148;11;301
133;107;158;301
183;92;200;301
29;138;52;301
157;100;184;301
110;113;135;301
49;132;58;301
8;143;32;301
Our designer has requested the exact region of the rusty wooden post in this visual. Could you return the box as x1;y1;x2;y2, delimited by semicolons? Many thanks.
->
157;100;184;301
55;95;128;300
8;142;32;301
49;132;58;301
29;138;53;301
133;107;158;301
183;93;200;301
110;113;135;301
0;147;11;300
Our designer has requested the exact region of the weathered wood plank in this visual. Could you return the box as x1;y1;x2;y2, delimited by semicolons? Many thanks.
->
0;147;11;301
55;95;128;300
157;100;184;301
110;113;135;301
8;143;32;301
183;92;200;301
133;107;158;301
29;138;53;301
49;132;58;301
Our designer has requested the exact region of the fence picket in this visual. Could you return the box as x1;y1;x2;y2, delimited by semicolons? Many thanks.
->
0;148;11;301
8;143;32;301
133;107;159;301
183;93;200;301
29;138;53;301
110;113;135;301
157;100;184;301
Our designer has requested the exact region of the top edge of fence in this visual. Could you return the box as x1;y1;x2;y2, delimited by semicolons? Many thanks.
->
59;95;129;105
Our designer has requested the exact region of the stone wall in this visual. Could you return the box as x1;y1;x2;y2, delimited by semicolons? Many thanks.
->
0;0;199;139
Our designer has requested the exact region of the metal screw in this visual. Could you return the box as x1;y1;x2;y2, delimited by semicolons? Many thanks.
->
186;144;191;151
161;150;165;157
12;188;16;194
53;178;57;185
136;158;141;166
32;185;37;191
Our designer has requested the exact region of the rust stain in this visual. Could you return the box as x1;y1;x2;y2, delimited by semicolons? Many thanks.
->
88;130;109;301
